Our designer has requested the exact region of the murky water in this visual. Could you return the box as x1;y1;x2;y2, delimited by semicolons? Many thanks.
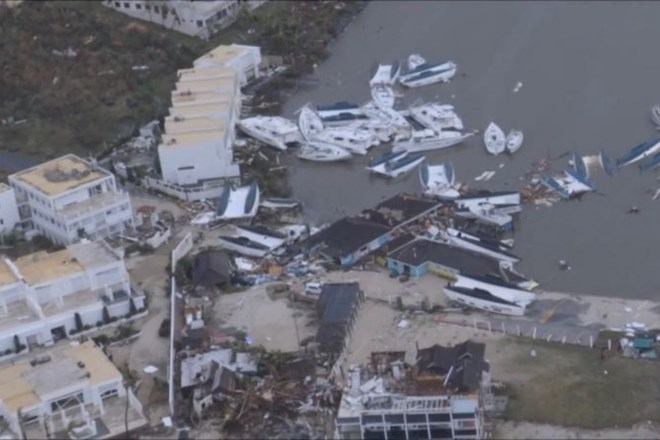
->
281;1;660;299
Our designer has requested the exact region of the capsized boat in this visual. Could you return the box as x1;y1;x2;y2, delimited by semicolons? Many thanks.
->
505;130;524;154
370;85;396;110
298;142;352;162
444;285;527;316
369;61;401;87
392;129;475;153
616;137;660;168
453;274;536;308
571;152;589;180
366;150;408;174
235;224;287;251
639;152;660;172
600;150;616;176
407;53;427;71
237;116;301;151
399;61;457;88
297;105;324;142
651;105;660;128
407;103;464;131
260;198;301;209
372;154;426;178
419;162;460;199
312;127;377;155
218;235;271;258
484;122;506;155
215;182;260;220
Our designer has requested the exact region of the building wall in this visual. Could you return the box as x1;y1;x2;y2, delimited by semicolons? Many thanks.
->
159;139;240;186
387;258;427;277
0;186;20;234
339;232;391;267
193;45;262;86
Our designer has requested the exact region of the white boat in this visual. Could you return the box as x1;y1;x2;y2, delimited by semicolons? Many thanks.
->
347;120;396;143
369;62;401;87
419;162;460;199
297;105;324;142
408;103;464;131
456;191;521;209
316;102;364;119
237;116;301;151
437;229;520;264
260;198;301;209
277;224;311;243
444;285;527;316
399;61;457;88
366;150;408;174
234;224;287;251
453;274;536;308
541;170;595;199
362;102;411;135
484;122;506;155
616;137;660;168
215;182;260;220
651;105;660;128
191;211;216;226
370;85;396;110
392;129;474;153
371;154;425;178
218;235;270;258
455;203;514;230
506;130;524;154
407;53;427;71
312;128;377;155
298;142;352;162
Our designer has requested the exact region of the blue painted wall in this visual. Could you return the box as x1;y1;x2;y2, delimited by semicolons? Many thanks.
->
387;258;427;277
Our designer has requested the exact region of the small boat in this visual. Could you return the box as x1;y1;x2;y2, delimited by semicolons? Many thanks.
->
347;120;396;143
218;235;271;258
369;62;401;87
370;85;396;110
298;142;352;162
312;128;377;155
484;122;506;155
419;162;460;199
366;150;408;174
372;154;426;178
237;116;301;151
260;198;301;209
651;105;660;128
297;105;324;141
540;171;594;199
362;103;411;133
505;130;524;154
407;53;427;71
235;224;287;251
616;137;660;168
639;152;660;172
398;61;457;88
392;129;474;153
453;275;536;308
600;151;616;176
408;104;464;131
444;285;527;316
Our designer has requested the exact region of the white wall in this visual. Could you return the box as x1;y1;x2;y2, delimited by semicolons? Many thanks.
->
159;139;240;186
194;45;262;86
0;187;20;233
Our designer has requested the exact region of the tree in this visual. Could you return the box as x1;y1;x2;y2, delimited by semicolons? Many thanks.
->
74;312;83;332
102;306;110;324
13;334;20;353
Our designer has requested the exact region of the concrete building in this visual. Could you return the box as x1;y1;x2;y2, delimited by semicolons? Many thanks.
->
193;44;262;87
103;0;267;40
0;183;20;236
0;340;146;439
0;239;146;358
8;155;134;245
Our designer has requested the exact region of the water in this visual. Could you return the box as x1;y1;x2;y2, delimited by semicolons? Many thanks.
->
281;1;660;299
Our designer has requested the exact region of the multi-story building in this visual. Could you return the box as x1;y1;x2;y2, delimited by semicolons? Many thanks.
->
102;0;268;40
0;183;20;236
8;154;134;245
0;239;146;357
0;340;146;439
193;44;262;87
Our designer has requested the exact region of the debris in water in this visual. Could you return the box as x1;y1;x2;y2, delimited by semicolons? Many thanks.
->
474;171;496;181
653;188;660;200
499;163;505;169
559;260;571;271
628;206;640;214
513;81;524;93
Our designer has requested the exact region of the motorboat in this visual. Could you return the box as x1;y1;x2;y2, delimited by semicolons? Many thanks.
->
419;162;460;199
366;150;408;174
454;274;536;307
444;285;527;316
297;141;352;162
370;85;396;110
237;116;301;151
639;152;660;172
392;128;474;153
505;130;524;154
235;224;287;251
616;137;660;168
369;61;401;87
260;198;301;209
218;235;271;258
398;61;457;88
484;122;506;155
407;103;464;131
362;103;411;135
320;112;370;127
372;154;426;178
297;105;324;141
215;182;260;220
312;128;377;155
407;53;427;71
651;104;660;129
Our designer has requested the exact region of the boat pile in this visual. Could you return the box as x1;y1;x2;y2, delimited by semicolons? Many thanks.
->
484;122;523;155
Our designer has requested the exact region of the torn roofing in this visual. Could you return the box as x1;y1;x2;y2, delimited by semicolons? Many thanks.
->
416;340;489;391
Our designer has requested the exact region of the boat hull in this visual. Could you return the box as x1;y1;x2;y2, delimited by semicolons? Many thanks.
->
484;122;506;155
444;286;526;316
218;237;270;258
372;155;425;178
393;131;473;153
237;121;288;151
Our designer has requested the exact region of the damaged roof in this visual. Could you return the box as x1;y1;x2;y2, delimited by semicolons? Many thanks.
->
358;194;441;229
316;283;363;346
307;217;390;258
416;340;489;392
192;250;232;288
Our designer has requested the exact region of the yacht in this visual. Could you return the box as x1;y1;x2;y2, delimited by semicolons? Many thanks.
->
237;116;301;151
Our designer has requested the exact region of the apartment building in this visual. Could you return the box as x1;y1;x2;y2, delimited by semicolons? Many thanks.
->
0;183;20;235
103;0;268;40
8;154;134;245
0;341;146;439
0;239;146;357
193;44;262;87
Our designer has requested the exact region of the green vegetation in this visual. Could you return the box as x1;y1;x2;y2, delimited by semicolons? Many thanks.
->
501;339;660;429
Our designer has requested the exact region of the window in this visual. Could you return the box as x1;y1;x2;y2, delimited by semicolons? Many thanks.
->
196;20;203;27
114;1;120;7
154;5;159;13
123;2;130;8
145;4;150;10
135;3;142;9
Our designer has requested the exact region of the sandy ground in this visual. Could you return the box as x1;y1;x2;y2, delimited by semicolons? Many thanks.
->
495;421;660;440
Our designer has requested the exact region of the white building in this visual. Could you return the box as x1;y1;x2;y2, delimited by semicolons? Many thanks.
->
0;341;146;439
0;183;20;236
102;0;268;40
193;44;262;87
0;239;146;358
8;154;134;245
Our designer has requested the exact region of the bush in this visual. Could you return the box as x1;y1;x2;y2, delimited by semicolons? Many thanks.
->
92;334;110;346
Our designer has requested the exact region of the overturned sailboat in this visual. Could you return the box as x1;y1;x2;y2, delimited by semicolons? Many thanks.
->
216;181;260;220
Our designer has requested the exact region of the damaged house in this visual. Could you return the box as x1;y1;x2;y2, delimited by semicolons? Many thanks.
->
192;250;232;289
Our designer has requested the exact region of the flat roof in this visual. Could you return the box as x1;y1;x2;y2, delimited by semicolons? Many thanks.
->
164;116;228;134
169;102;231;118
195;44;252;66
307;217;390;259
10;154;109;197
0;259;18;287
14;248;84;286
175;76;236;93
178;65;237;81
172;89;235;105
160;128;227;149
0;341;120;412
358;194;441;229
